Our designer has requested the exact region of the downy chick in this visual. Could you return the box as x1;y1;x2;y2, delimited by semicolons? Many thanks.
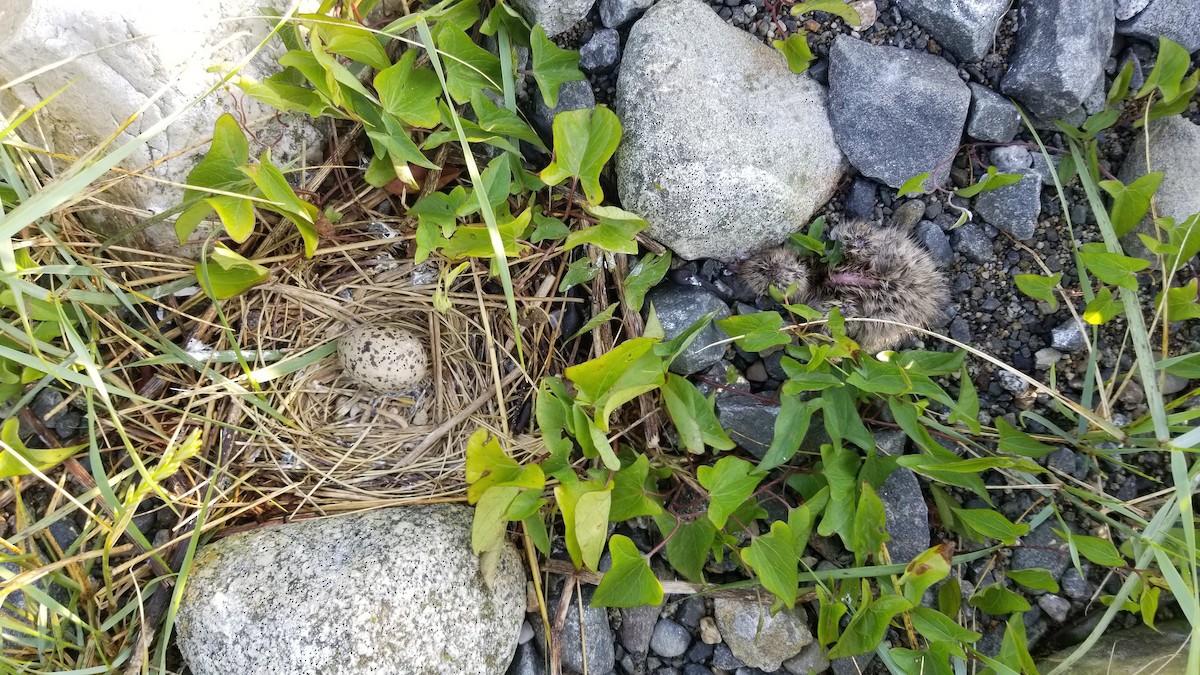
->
736;220;948;352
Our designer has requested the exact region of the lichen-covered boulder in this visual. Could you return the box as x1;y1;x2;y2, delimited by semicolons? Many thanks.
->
176;505;526;675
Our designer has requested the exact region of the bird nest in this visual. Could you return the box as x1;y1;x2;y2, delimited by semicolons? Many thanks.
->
220;249;546;506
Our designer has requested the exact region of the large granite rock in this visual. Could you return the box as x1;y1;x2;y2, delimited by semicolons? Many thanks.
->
828;36;970;189
1118;0;1200;54
510;0;595;36
615;0;843;261
1117;115;1200;260
895;0;1009;62
1000;0;1115;119
176;505;526;675
0;0;324;257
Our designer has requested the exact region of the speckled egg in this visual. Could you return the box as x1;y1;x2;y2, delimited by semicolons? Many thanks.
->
337;324;429;392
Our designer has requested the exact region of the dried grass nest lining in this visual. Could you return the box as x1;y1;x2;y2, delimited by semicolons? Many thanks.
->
229;259;541;504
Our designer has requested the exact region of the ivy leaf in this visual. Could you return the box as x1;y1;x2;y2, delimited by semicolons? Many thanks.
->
323;20;391;70
653;514;716;583
741;520;799;608
1013;273;1061;310
1157;352;1200;378
565;204;648;254
952;508;1029;545
851;482;889;564
955;165;1023;198
773;32;813;74
828;592;913;659
0;417;86;478
663;374;735;454
469;91;547;150
1079;243;1149;291
899;544;952;605
205;195;256;243
623;252;672;313
1099;172;1163;237
540;105;622;204
968;583;1031;615
241;152;320;257
1059;531;1125;567
464;428;545;503
1083;286;1123;325
375;49;442;128
1137;36;1192;101
196;244;270;300
817;442;860;542
910;606;982;646
471;485;519;556
697;456;762;529
757;395;818;473
822;385;874;451
593;535;664;607
436;24;502;102
717;312;791;352
610;454;663;521
530;210;570;243
791;0;862;26
1006;568;1060;593
556;480;612;570
559;256;600;292
439;207;530;260
1157;280;1200;321
898;172;932;197
177;113;252;242
529;25;586;107
996;418;1055;458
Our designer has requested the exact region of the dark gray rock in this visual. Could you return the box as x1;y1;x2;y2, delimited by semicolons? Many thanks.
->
511;0;595;36
1000;0;1115;119
712;643;746;670
645;285;731;375
616;0;844;261
620;604;662;656
532;79;595;140
674;595;707;630
1047;447;1087;480
915;220;953;267
875;429;908;457
831;653;876;675
601;0;656;27
895;0;1009;62
950;222;995;262
1050;320;1086;352
580;28;621;74
966;83;1021;143
1039;621;1191;673
844;177;878;220
782;642;830;675
507;640;546;675
683;664;710;675
534;585;615;674
1060;564;1094;601
1117;0;1200;53
998;371;1030;394
975;171;1041;240
889;199;926;230
714;599;813;671
1029;152;1062;186
716;389;781;459
828;36;971;189
1011;523;1072;579
877;467;930;563
650;618;691;658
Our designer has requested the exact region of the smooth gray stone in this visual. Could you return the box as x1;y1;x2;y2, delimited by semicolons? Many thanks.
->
644;285;731;375
828;36;970;189
716;388;781;459
1000;0;1115;119
1117;0;1200;53
615;0;843;261
895;0;1009;62
1117;116;1200;261
915;220;953;267
176;505;525;675
649;618;691;658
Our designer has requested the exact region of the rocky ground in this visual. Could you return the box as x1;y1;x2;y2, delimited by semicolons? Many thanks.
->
500;0;1200;673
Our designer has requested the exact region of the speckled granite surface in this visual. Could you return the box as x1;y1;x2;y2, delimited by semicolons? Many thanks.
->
176;504;525;675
